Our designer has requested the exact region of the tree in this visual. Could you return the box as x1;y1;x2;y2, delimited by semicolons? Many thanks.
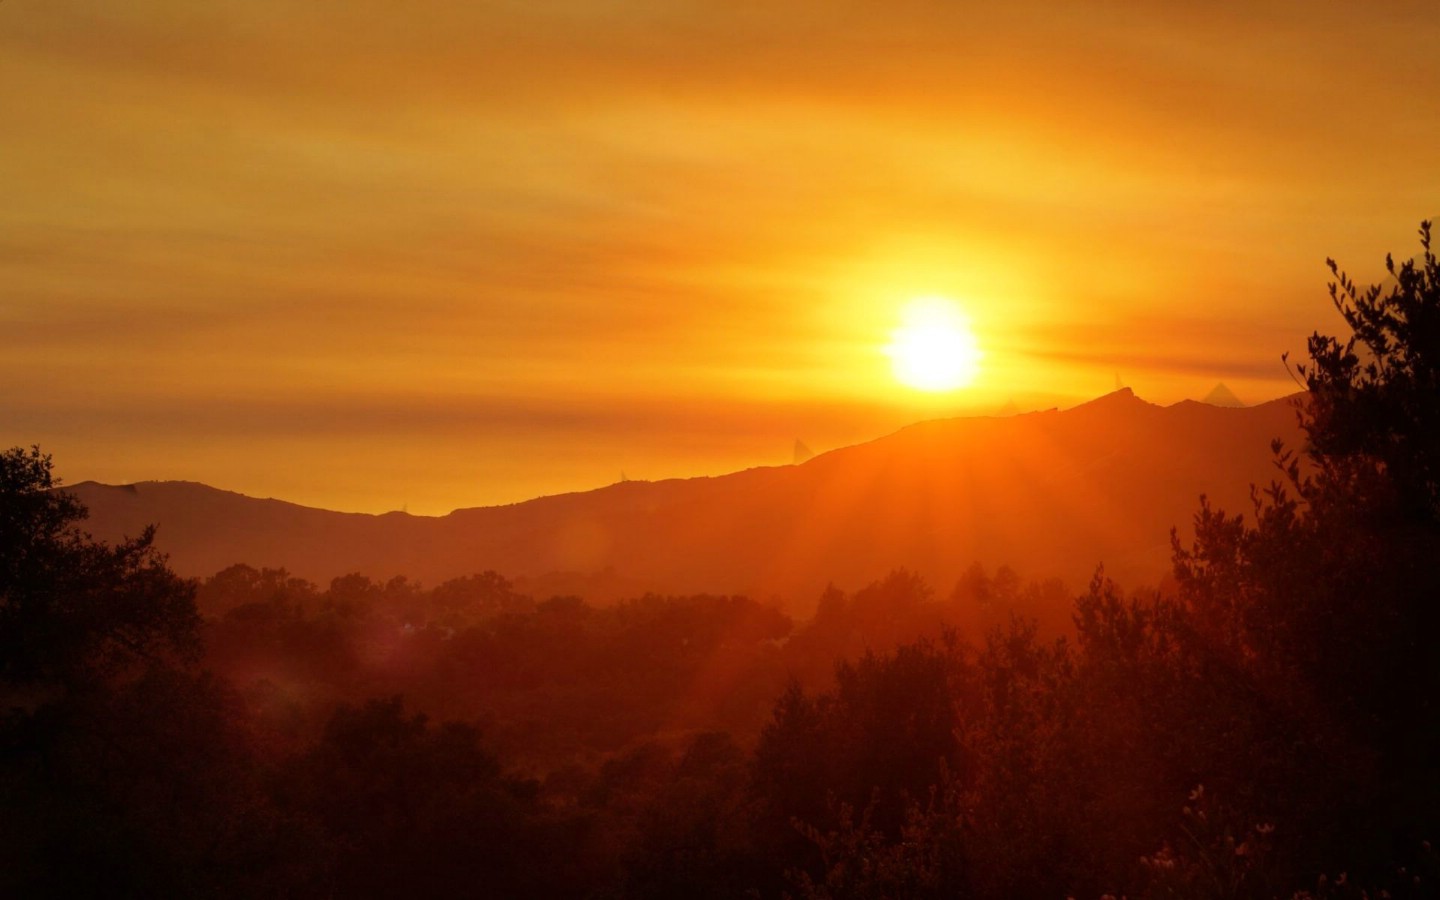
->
1178;222;1440;703
1289;219;1440;523
1168;222;1440;881
754;636;965;838
0;446;200;693
277;696;574;899
0;449;302;898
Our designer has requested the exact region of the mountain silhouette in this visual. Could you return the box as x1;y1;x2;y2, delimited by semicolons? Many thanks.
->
67;389;1305;609
1201;382;1245;407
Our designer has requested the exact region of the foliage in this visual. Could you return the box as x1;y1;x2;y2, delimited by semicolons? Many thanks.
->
275;695;582;898
754;635;966;839
1136;785;1282;900
0;446;200;692
612;732;768;900
0;668;321;898
788;765;968;900
1167;220;1440;886
1291;220;1440;523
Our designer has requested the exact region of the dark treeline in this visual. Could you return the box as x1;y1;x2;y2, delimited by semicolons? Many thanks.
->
197;557;1068;769
4;224;1440;898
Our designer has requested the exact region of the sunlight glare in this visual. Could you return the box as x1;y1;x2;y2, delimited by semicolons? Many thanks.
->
886;297;983;391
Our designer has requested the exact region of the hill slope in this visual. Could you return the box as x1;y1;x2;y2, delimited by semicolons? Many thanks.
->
67;390;1306;606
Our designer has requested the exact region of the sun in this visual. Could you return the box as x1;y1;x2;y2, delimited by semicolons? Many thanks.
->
886;297;983;392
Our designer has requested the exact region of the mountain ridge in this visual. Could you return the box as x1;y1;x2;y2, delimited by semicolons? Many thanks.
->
65;390;1308;609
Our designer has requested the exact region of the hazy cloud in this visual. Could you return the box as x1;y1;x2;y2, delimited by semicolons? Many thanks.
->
3;0;1437;510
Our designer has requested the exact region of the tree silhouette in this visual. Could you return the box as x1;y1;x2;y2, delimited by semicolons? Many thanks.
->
0;446;200;694
0;448;306;898
278;696;572;899
1168;221;1440;880
1290;219;1440;523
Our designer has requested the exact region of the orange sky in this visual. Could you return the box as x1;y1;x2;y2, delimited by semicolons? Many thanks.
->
4;1;1439;514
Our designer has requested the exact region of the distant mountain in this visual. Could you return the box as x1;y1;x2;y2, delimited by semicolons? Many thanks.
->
1202;382;1246;408
66;389;1306;609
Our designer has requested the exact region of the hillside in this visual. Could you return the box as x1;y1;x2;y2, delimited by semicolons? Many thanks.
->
67;389;1306;607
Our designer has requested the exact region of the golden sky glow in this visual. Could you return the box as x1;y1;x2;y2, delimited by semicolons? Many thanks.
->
4;1;1440;513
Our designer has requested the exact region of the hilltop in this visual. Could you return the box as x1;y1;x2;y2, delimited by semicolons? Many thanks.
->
67;389;1305;608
